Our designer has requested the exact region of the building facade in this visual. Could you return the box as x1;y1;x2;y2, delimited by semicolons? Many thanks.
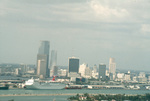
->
36;41;50;78
79;63;87;77
85;67;92;78
93;64;97;73
109;57;116;80
98;64;106;81
68;57;79;73
50;50;57;76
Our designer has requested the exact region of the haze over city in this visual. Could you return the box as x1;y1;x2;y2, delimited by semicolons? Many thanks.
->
1;0;150;71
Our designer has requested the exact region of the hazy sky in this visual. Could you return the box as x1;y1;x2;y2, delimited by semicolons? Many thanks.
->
0;0;150;70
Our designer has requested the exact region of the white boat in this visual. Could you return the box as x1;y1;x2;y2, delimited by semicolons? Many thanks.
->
25;77;66;90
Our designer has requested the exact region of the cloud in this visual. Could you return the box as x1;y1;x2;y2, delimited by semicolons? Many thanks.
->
0;0;21;16
45;0;130;22
141;24;150;34
1;0;146;24
1;0;150;69
89;0;129;20
127;38;150;51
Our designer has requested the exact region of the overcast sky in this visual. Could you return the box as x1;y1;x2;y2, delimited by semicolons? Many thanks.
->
0;0;150;70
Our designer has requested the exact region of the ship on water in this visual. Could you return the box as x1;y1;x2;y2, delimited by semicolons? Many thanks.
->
0;84;9;90
25;76;66;90
0;86;9;90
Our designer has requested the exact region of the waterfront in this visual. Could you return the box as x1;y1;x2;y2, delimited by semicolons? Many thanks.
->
0;89;150;101
0;95;70;101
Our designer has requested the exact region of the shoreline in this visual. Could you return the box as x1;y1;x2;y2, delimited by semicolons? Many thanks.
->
0;93;144;97
0;93;78;97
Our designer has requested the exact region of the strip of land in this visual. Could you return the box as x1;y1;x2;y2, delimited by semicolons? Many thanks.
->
0;93;140;97
0;93;79;97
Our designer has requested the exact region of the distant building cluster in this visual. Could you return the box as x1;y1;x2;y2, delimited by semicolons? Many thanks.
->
0;63;35;77
67;57;116;82
1;40;150;89
36;41;65;79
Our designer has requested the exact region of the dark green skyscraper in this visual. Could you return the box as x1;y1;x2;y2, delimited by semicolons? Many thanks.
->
98;64;106;81
68;57;79;73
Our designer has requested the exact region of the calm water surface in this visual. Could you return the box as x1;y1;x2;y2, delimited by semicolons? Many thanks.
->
0;89;150;101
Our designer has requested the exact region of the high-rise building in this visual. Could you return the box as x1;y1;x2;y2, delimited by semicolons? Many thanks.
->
98;64;106;81
85;67;92;78
53;66;58;76
19;64;26;75
50;50;57;76
79;63;87;77
68;57;79;73
38;41;49;55
124;73;131;81
109;58;116;80
93;64;97;73
58;69;67;77
109;58;116;74
19;64;29;74
36;41;50;78
15;68;19;75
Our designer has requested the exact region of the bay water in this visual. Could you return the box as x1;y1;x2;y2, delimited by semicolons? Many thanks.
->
0;89;150;101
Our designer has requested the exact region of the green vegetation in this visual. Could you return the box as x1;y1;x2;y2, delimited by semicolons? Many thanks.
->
8;99;14;101
68;93;150;101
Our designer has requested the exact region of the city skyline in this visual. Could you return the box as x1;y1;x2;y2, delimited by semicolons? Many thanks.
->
1;0;150;71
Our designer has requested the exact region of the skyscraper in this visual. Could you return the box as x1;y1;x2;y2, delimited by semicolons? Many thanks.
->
98;64;106;81
53;66;58;76
68;57;79;73
50;50;57;76
93;64;97;73
85;67;92;78
79;63;87;77
37;41;50;78
38;41;49;55
109;57;116;80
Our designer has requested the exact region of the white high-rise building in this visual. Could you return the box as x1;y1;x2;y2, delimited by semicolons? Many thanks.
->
139;72;145;78
15;68;19;75
117;73;124;80
124;74;131;81
79;63;87;77
58;69;67;77
85;67;92;78
109;58;116;80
